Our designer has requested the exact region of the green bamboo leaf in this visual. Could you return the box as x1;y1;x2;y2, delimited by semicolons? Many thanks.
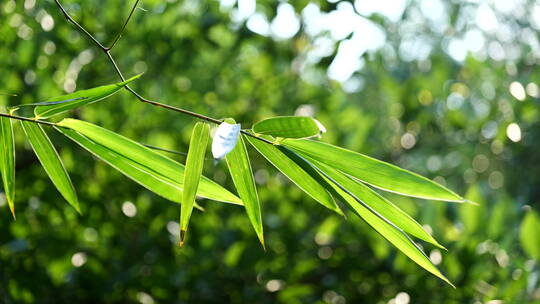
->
55;119;241;205
303;155;445;249
252;116;324;138
180;122;210;247
334;184;452;285
520;209;540;260
0;110;16;218
21;121;80;213
245;135;342;215
57;127;190;204
282;139;463;202
17;97;87;107
33;74;141;119
280;148;452;286
458;185;485;234
225;129;264;247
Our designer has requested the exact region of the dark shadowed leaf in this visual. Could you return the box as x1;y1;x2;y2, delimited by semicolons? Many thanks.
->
180;122;210;247
0;110;16;218
520;210;540;260
459;185;486;235
253;116;324;138
33;74;141;119
21;121;80;213
282;139;463;202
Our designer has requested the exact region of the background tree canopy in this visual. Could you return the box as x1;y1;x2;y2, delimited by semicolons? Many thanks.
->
1;0;540;303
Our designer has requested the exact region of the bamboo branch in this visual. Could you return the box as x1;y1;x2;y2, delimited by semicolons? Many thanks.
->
0;113;57;127
106;0;141;51
53;0;223;125
52;0;274;145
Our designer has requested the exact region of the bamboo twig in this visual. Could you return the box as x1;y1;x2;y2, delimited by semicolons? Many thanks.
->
106;0;141;51
0;113;57;127
52;0;271;144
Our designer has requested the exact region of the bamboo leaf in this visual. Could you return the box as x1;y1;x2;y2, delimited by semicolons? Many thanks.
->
303;155;445;249
334;183;452;285
245;135;342;215
226;130;264;247
459;185;485;234
17;97;88;107
0;110;16;218
252;116;324;138
55;119;241;205
21;121;80;213
180;122;210;247
33;74;141;119
280;147;452;286
520;209;540;260
282;139;463;202
57;127;189;204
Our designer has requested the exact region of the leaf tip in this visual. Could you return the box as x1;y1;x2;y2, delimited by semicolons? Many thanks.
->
446;279;456;289
434;241;447;251
436;269;455;288
8;204;16;220
426;232;447;251
56;118;73;128
258;236;266;251
179;229;187;248
74;205;82;215
194;203;205;212
463;199;479;206
119;74;143;86
334;205;345;217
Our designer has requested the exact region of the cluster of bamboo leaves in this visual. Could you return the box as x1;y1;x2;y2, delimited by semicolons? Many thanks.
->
0;77;466;286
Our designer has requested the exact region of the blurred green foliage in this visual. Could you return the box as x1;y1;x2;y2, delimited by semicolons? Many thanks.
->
1;0;539;303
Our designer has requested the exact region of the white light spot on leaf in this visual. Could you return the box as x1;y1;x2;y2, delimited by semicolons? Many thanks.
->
40;14;54;32
509;81;526;101
318;246;333;259
400;132;416;149
506;123;522;142
526;83;539;97
294;104;315;117
122;201;137;217
0;193;6;207
395;292;410;304
212;121;241;159
247;13;270;36
63;78;76;93
232;0;255;21
166;221;180;237
270;3;300;39
83;227;98;242
476;4;499;33
265;279;284;292
137;292;155;304
71;252;87;267
355;0;406;22
429;249;442;265
488;171;504;189
24;0;35;10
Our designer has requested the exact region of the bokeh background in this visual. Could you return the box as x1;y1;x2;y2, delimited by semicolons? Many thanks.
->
1;0;540;303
